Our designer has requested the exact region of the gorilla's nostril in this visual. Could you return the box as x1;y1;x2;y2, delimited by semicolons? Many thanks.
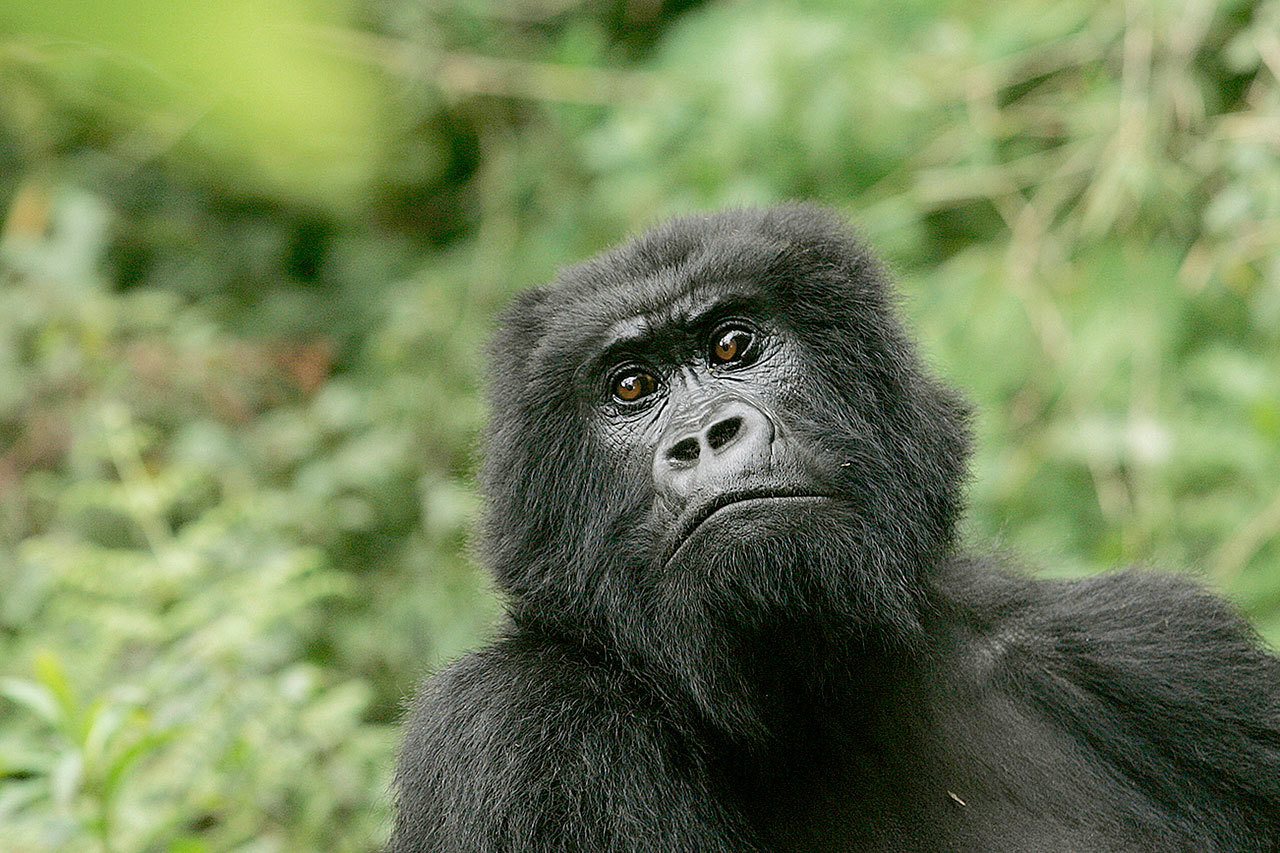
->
706;416;743;451
667;436;700;465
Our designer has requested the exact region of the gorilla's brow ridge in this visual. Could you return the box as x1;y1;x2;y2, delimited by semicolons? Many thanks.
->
609;284;757;343
588;286;764;373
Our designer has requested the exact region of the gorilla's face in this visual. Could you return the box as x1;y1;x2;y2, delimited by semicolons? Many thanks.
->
589;283;835;574
481;207;970;659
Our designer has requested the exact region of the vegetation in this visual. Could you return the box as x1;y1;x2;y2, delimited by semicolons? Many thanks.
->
1;0;1277;848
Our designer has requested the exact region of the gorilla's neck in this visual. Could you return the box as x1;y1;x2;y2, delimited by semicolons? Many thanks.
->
627;588;940;745
513;536;950;743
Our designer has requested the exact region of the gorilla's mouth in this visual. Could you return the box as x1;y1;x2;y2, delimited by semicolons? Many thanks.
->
664;489;835;566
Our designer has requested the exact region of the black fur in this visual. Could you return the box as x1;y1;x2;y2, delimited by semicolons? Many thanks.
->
391;205;1280;851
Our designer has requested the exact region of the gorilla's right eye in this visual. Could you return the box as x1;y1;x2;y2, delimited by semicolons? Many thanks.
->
610;368;659;404
709;323;757;367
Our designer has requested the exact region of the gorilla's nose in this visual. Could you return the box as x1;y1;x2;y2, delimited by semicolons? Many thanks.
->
653;400;775;502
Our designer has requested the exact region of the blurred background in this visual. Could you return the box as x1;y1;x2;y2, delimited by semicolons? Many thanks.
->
0;0;1277;849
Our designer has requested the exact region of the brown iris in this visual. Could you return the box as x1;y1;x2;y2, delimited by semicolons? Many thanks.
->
711;327;753;365
612;370;658;403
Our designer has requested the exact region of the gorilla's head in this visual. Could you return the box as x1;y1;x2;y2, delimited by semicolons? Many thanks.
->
480;205;971;727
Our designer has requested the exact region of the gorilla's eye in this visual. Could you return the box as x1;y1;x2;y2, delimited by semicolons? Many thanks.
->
611;368;659;403
710;325;756;366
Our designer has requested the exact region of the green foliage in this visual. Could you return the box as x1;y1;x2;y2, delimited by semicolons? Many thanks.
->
1;0;1278;848
0;192;494;848
0;0;387;211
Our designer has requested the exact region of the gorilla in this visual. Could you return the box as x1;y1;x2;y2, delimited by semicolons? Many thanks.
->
391;205;1280;851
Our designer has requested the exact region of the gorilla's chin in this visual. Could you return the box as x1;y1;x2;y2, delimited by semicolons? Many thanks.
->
663;493;837;571
653;494;928;649
661;498;880;613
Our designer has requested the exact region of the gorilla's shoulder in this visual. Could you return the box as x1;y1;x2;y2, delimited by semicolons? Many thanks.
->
945;562;1280;803
391;632;746;852
398;631;654;766
391;633;678;840
951;564;1275;671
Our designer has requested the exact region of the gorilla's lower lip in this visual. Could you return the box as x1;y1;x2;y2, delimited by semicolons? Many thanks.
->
664;491;835;566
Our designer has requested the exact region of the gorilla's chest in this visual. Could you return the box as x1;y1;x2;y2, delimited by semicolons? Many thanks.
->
733;707;1165;853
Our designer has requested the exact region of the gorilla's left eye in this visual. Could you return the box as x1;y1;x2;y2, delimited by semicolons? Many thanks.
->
610;368;659;404
709;324;756;366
